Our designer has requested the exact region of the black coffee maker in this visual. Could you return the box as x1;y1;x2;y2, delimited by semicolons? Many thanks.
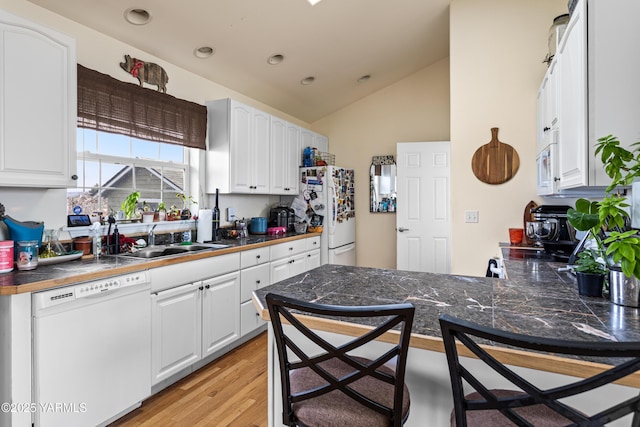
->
530;205;578;261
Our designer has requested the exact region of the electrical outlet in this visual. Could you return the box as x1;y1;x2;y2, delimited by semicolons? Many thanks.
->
465;210;479;223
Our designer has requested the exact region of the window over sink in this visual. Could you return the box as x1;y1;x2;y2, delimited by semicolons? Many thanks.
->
68;128;190;217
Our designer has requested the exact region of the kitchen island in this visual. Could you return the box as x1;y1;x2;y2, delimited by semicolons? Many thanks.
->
252;256;640;426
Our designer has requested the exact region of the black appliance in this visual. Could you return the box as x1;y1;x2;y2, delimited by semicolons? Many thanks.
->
269;206;289;229
531;205;578;261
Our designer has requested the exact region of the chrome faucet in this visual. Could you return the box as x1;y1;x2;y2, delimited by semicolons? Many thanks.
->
148;224;157;246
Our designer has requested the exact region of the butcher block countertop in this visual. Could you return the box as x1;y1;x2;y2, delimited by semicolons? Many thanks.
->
0;233;320;295
252;254;640;387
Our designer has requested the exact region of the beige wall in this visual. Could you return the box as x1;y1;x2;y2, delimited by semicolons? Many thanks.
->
313;60;450;269
313;0;567;275
449;0;566;275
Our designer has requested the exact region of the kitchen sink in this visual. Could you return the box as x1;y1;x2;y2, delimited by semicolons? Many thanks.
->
113;243;231;259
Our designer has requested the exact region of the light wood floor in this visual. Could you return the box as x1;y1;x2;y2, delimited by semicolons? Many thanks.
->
110;332;268;427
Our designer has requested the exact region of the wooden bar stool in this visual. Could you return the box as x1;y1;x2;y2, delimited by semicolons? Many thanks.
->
266;293;415;427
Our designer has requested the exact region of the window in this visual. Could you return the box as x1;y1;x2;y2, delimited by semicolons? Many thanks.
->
68;128;190;217
70;64;207;219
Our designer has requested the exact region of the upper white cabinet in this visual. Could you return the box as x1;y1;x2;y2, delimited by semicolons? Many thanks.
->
206;98;326;195
0;10;77;188
540;0;640;192
206;99;270;194
301;128;328;153
270;117;300;195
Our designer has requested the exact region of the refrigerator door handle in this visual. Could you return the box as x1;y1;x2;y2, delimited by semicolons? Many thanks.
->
333;243;355;256
330;185;337;229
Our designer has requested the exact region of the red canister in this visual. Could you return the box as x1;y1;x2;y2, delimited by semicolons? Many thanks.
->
0;240;14;273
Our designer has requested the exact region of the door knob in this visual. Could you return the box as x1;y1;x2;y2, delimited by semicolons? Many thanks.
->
398;227;409;232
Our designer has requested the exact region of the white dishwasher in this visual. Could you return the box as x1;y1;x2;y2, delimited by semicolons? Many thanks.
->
32;271;151;427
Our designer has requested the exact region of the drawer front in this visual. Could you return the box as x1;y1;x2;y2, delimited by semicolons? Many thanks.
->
240;246;270;268
270;239;306;260
240;263;270;302
305;236;320;251
151;253;240;293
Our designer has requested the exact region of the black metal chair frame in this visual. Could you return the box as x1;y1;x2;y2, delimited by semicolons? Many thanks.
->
266;292;415;427
439;314;640;427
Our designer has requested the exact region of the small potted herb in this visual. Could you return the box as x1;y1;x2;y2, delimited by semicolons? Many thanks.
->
157;202;167;221
176;193;197;219
574;250;607;297
121;191;141;221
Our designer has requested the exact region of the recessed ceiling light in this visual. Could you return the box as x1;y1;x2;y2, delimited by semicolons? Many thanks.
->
195;46;215;59
357;75;371;84
267;54;285;65
307;0;323;5
124;8;152;25
300;77;316;85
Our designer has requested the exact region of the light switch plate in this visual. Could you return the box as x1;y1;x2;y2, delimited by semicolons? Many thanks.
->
465;210;479;223
227;207;235;222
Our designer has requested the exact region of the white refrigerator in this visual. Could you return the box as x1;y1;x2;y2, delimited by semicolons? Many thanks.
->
295;166;356;266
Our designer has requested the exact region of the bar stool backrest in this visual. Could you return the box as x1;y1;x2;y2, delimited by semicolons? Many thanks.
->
266;293;415;427
439;314;640;427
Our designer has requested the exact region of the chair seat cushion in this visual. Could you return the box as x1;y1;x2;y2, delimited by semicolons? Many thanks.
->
451;389;576;427
290;356;410;427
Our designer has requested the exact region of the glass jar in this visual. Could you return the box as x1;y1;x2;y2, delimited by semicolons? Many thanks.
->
16;240;38;270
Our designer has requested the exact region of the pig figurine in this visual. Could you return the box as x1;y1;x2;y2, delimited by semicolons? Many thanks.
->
120;55;169;93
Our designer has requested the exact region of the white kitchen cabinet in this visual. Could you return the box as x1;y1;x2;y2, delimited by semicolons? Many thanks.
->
536;60;558;155
270;237;319;284
240;247;270;337
151;283;202;384
201;271;241;357
305;249;321;271
270;117;300;195
542;0;640;192
206;98;270;194
0;9;77;188
300;128;329;155
150;253;241;385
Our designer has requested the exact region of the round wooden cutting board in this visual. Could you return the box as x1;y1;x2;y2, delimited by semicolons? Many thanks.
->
471;128;520;185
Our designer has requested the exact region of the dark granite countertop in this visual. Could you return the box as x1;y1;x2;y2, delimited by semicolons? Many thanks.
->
0;233;319;295
254;262;640;344
253;254;640;379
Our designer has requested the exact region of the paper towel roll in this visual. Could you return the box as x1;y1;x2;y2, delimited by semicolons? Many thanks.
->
196;209;213;243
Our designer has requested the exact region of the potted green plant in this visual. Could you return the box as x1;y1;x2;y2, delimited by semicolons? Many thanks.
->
121;191;141;220
157;202;167;221
567;135;640;304
176;193;197;219
574;250;607;297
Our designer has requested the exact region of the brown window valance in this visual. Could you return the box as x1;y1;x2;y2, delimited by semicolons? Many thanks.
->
77;64;206;150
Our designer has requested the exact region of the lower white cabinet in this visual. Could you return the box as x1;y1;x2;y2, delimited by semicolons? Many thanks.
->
202;272;241;357
151;271;240;385
306;249;321;271
240;247;271;336
270;236;322;284
151;283;202;384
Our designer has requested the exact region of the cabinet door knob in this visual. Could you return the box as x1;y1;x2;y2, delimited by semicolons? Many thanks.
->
543;126;550;132
256;280;260;284
199;286;204;291
71;174;78;180
256;255;260;259
205;284;210;289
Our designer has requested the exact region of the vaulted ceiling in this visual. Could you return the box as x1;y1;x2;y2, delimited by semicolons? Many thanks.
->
27;0;450;122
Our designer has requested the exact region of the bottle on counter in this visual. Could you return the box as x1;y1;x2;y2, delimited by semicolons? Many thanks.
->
212;188;220;241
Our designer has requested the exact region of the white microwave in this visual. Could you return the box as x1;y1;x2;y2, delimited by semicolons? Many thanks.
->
537;142;558;196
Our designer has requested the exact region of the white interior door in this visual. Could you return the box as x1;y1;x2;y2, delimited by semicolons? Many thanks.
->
396;142;451;273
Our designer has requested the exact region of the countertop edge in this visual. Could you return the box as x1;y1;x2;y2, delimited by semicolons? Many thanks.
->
252;294;640;388
1;233;321;295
